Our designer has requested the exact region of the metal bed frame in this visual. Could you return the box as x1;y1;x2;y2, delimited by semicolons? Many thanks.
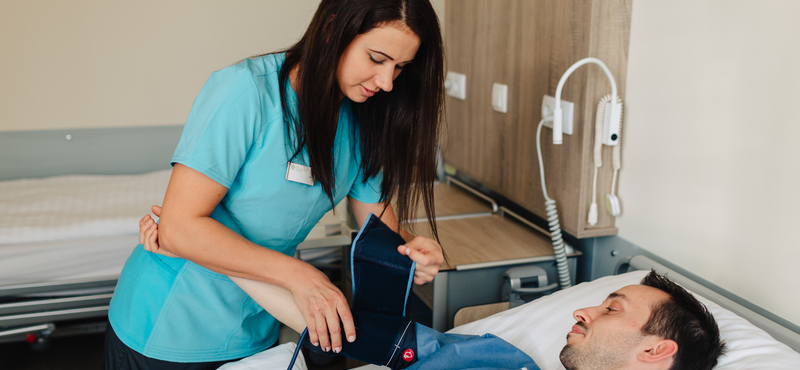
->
0;277;117;344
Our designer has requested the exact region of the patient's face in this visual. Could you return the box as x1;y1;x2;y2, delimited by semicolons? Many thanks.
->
559;285;670;370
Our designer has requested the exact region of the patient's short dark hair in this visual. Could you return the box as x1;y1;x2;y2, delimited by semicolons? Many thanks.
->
640;270;726;370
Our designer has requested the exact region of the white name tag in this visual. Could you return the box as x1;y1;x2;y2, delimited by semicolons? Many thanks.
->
286;162;315;186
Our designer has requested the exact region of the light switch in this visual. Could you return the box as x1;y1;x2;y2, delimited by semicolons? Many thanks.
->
492;83;508;113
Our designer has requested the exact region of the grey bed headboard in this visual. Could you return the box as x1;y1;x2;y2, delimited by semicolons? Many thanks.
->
0;125;184;181
619;255;800;353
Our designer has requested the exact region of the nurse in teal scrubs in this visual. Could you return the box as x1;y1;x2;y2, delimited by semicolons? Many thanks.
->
103;1;446;369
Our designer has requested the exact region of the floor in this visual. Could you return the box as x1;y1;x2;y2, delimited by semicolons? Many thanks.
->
0;332;105;370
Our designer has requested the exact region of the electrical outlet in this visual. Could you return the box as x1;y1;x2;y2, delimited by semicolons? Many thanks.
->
445;72;466;100
541;95;574;135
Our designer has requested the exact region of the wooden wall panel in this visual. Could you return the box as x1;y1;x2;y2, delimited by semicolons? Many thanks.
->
443;0;632;238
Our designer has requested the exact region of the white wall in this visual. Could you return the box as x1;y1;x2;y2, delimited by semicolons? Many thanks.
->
619;0;800;325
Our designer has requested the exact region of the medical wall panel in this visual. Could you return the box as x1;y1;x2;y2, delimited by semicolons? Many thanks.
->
443;0;632;238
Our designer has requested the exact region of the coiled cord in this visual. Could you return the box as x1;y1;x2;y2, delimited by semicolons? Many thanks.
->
536;117;572;289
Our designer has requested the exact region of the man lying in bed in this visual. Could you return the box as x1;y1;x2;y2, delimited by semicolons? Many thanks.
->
138;214;725;370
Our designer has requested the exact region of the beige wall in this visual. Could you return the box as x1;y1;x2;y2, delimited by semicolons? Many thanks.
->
0;0;445;132
619;0;800;325
0;1;317;132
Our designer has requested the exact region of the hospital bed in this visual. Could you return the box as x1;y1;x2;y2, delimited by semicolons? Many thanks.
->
214;179;800;369
221;173;800;370
0;126;184;344
0;169;172;344
220;255;800;370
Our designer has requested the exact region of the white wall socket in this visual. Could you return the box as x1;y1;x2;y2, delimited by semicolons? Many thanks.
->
541;95;574;135
445;72;466;100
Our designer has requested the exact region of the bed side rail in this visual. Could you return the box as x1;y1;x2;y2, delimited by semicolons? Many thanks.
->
0;276;117;298
0;305;110;328
0;294;112;316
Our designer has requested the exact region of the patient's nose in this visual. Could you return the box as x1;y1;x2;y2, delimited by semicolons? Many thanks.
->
573;307;595;323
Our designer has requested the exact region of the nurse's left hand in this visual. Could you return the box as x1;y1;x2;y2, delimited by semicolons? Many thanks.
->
397;236;443;285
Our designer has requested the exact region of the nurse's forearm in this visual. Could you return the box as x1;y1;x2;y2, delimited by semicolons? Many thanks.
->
159;214;312;289
157;164;314;290
230;276;307;333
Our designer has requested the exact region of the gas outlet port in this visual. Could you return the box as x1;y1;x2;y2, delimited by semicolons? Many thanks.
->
541;95;574;135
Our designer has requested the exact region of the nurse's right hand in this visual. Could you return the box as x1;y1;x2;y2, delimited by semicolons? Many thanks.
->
139;205;179;258
288;264;355;354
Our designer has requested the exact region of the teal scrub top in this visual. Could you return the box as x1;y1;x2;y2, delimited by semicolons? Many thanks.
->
108;53;383;362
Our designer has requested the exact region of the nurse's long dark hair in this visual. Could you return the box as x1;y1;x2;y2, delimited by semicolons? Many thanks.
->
278;0;444;244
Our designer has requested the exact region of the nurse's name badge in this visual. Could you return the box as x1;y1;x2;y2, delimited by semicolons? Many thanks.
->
286;162;315;186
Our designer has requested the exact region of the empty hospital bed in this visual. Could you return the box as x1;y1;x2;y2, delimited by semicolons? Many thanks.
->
0;126;182;345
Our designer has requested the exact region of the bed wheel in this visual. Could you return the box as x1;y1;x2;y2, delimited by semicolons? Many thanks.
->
26;329;53;352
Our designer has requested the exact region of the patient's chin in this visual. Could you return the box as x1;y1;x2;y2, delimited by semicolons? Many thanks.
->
559;344;580;370
559;341;632;370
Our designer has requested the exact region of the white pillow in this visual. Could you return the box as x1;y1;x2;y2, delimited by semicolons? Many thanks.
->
218;342;307;370
448;271;800;370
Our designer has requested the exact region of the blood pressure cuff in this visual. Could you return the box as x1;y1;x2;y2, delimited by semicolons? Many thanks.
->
350;213;415;317
302;214;539;370
303;214;418;368
303;310;419;369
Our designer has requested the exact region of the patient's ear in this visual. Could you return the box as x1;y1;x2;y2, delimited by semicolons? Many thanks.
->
638;339;678;364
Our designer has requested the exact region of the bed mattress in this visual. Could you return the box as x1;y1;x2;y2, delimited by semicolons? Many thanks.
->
0;170;171;285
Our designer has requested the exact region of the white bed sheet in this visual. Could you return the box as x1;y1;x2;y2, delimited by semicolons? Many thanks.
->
449;271;800;370
0;169;171;245
0;235;138;285
0;169;171;285
218;343;307;370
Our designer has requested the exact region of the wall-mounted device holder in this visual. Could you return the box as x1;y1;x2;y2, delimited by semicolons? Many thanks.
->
552;58;621;146
595;94;623;219
549;58;624;225
535;58;624;290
